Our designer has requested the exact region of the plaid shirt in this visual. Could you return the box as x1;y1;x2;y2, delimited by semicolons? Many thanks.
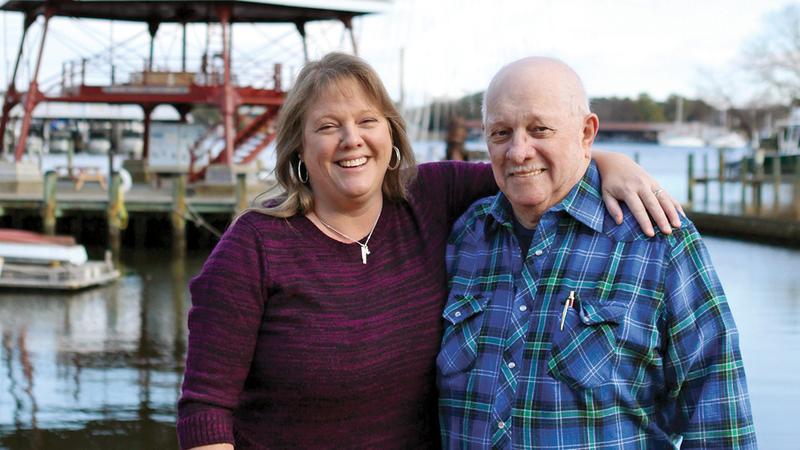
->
438;162;756;449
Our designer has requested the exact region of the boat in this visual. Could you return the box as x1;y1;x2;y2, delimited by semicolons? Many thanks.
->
709;132;748;149
0;229;119;290
776;107;800;155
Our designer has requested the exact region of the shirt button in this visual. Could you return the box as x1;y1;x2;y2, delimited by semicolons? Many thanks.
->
454;311;462;318
508;362;516;369
519;305;527;312
534;249;543;256
498;421;506;429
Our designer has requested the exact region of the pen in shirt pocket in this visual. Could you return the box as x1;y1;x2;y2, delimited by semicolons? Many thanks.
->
559;291;576;331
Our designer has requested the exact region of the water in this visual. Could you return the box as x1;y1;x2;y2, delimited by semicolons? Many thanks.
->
0;248;203;449
1;143;799;449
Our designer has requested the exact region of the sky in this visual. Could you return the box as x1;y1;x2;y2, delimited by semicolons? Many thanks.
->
1;0;797;107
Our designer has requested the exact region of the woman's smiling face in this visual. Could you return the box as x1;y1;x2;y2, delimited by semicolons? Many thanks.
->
301;77;393;211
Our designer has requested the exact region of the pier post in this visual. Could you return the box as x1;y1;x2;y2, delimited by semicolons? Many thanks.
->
739;157;747;214
107;172;123;255
703;152;709;208
773;155;782;215
42;171;57;235
754;149;764;214
171;174;187;252
718;148;725;213
794;157;800;220
687;153;694;209
235;172;248;214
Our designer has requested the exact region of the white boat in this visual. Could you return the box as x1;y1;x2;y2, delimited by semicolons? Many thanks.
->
776;107;800;155
0;229;119;290
658;134;706;148
709;132;748;149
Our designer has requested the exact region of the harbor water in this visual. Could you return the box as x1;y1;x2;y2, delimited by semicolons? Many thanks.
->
1;143;799;449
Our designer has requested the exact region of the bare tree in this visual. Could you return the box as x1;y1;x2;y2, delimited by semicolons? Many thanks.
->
742;4;800;103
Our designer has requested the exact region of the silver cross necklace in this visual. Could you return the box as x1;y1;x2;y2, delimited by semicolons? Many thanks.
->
315;206;382;264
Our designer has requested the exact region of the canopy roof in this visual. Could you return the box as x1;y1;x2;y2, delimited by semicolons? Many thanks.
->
0;0;389;23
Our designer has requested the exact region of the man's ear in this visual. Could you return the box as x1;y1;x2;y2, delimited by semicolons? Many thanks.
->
581;114;599;158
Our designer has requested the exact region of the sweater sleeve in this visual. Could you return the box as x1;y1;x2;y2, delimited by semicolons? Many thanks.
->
177;213;268;449
413;161;497;226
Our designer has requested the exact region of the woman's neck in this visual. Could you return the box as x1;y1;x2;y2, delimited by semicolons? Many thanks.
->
308;197;384;243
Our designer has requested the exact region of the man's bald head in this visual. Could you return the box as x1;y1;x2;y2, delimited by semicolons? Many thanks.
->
480;56;599;228
482;57;590;125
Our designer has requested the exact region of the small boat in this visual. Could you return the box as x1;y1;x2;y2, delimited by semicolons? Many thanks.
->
658;134;706;148
0;229;120;290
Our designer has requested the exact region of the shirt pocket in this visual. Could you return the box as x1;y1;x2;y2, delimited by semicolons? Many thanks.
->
436;291;490;377
547;295;627;389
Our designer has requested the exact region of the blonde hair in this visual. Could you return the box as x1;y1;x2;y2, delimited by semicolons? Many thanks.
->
253;52;417;218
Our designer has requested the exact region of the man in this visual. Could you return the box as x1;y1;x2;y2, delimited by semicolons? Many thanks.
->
437;57;756;449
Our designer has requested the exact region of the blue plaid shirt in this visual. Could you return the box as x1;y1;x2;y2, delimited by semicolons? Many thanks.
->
438;162;756;449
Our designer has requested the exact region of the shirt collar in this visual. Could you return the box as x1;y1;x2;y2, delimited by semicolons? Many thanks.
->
485;160;606;234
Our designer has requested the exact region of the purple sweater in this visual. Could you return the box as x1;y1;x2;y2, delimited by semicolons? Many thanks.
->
178;162;495;449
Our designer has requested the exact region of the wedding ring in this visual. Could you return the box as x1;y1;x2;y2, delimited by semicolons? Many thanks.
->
653;188;664;197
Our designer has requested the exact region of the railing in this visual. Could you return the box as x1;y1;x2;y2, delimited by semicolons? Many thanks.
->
687;149;800;219
56;56;286;92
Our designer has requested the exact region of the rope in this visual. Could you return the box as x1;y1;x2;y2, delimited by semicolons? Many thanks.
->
108;186;129;230
179;202;222;238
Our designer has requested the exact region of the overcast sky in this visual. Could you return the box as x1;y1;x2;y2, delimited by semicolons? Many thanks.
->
1;0;796;106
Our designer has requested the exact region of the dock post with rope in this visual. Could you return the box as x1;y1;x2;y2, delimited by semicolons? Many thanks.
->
171;174;187;253
42;171;57;235
107;172;126;255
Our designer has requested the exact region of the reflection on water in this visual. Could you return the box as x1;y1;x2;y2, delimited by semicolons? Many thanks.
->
0;176;799;448
706;237;800;450
0;248;202;449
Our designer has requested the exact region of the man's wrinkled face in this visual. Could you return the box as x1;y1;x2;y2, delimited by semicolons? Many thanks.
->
483;62;595;221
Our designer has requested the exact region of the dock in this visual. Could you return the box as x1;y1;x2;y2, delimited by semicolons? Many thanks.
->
0;170;267;251
686;149;800;247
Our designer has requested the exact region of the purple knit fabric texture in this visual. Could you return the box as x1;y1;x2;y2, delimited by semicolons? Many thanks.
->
177;161;496;449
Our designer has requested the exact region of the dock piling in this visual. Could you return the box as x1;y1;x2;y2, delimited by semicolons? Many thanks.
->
107;172;123;255
754;150;764;214
703;152;709;208
687;153;695;209
794;157;800;220
739;156;747;214
718;148;725;213
171;174;187;252
235;172;247;214
42;170;57;235
773;155;782;214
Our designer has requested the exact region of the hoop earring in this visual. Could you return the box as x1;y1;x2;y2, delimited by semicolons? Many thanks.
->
388;145;402;171
296;159;309;184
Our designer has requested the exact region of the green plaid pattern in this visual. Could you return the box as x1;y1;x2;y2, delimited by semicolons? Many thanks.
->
438;162;756;449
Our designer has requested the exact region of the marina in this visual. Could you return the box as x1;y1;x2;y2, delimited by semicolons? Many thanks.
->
0;0;798;448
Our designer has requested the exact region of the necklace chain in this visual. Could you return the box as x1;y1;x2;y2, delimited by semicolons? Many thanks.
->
315;206;382;264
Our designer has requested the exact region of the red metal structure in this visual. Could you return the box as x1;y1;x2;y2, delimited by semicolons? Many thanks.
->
0;0;385;179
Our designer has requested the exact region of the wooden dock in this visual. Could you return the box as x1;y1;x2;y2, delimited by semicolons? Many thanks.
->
686;151;800;247
0;171;270;251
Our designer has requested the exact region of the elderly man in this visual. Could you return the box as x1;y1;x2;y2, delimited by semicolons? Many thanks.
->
437;57;756;449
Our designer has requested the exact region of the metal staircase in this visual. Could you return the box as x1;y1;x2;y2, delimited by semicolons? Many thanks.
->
188;106;278;181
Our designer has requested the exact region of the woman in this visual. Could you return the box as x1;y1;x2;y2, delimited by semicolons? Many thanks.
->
177;53;681;449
